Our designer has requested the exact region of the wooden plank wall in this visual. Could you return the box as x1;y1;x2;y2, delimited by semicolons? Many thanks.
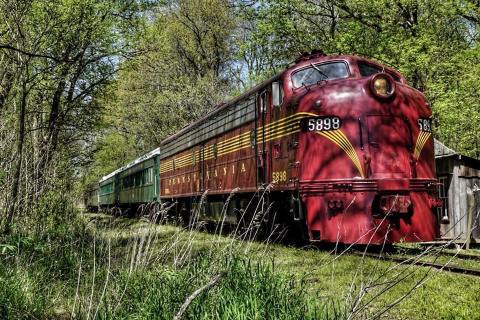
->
438;156;480;240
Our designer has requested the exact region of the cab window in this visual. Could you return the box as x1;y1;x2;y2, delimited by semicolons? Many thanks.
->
292;62;349;88
358;62;400;82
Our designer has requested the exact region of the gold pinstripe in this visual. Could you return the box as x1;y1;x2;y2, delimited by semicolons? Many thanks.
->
317;130;365;178
160;113;314;173
160;111;366;178
172;112;309;167
413;131;431;159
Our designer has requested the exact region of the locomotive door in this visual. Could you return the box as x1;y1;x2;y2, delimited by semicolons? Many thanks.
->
366;115;411;177
269;84;292;187
199;145;205;192
256;90;271;186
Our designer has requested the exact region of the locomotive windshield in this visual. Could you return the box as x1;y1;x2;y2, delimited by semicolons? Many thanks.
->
292;62;349;88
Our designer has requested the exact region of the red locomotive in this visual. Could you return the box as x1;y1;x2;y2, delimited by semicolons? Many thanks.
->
137;52;441;244
158;52;441;244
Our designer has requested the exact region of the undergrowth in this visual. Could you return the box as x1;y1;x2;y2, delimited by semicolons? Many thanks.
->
0;214;340;319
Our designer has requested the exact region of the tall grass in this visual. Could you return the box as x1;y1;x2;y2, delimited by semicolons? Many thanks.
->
1;188;478;319
0;203;340;319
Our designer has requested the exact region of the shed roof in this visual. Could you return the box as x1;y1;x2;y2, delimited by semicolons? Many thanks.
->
434;139;457;158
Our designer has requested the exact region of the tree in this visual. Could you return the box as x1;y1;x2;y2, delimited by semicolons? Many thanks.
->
96;0;236;163
0;0;142;233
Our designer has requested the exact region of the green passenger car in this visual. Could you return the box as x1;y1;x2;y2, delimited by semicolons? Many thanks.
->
99;175;116;207
98;148;160;210
84;185;99;211
118;152;160;204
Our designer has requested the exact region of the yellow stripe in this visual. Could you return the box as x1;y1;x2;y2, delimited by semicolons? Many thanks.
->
160;112;317;173
166;114;310;171
216;131;251;152
262;112;311;135
420;132;431;150
331;132;364;178
415;132;425;158
218;141;253;157
218;139;252;156
416;132;431;159
317;130;365;178
414;132;422;158
331;131;362;170
217;135;251;154
414;131;431;159
160;116;366;179
264;129;301;143
416;131;431;158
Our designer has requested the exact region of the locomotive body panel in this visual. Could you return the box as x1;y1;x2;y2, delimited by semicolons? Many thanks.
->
160;122;259;197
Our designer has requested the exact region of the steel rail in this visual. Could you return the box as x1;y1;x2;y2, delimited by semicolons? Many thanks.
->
352;251;480;277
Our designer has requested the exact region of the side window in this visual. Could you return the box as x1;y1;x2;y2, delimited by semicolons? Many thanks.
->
359;63;381;77
438;176;449;223
272;82;283;107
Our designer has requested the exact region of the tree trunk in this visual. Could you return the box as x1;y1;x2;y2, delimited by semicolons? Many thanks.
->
4;80;27;234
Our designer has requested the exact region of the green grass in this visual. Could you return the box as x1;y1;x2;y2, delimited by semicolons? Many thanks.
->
0;214;337;319
1;212;479;319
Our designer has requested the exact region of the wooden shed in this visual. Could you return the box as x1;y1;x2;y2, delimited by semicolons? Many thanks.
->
434;139;480;242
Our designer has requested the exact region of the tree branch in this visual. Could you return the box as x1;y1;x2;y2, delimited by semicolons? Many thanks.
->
173;272;225;320
0;44;60;62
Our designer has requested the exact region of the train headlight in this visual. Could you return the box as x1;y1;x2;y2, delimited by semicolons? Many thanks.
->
370;73;395;99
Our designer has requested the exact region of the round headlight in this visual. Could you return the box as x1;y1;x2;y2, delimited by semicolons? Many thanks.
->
369;73;395;99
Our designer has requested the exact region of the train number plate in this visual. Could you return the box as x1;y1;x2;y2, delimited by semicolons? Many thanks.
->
417;118;432;132
301;116;341;132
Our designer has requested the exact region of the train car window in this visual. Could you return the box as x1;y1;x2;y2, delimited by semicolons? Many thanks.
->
272;82;283;107
358;62;400;82
292;62;349;88
259;91;267;113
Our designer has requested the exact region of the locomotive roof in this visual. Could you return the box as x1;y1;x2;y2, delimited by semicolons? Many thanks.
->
160;72;282;146
99;147;160;183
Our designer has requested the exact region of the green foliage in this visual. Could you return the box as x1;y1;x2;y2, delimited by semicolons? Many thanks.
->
87;0;236;182
94;255;333;319
238;0;480;157
0;0;145;232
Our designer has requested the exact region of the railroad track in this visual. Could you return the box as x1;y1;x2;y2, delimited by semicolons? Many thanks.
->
393;244;480;262
352;251;480;277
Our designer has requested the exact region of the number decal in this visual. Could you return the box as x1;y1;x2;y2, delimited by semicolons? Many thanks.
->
418;118;432;132
323;118;331;130
301;116;341;132
272;171;287;183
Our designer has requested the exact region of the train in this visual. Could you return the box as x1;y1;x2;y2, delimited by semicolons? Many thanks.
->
85;51;442;244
